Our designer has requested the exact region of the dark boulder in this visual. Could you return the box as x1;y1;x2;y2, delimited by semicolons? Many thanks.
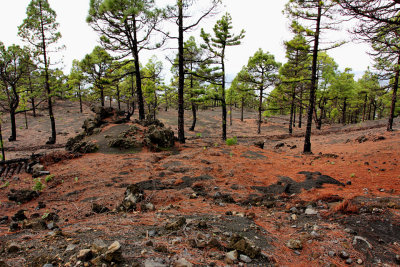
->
8;189;40;203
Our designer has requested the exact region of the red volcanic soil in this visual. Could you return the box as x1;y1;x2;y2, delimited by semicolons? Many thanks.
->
0;101;399;266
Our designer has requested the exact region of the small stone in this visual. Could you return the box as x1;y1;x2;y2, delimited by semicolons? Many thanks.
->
310;231;319;238
104;241;122;262
148;229;157;237
91;239;107;253
328;251;336;257
77;249;93;261
304;207;318;215
291;214;298;221
144;259;168;267
225;250;238;264
42;264;54;267
286;239;302;250
207;238;221;249
165;217;186;230
7;242;21;253
145;203;155;211
345;258;353;264
65;244;77;252
395;254;400;264
239;254;252;263
290;207;299;214
174;258;193;267
339;251;350;260
9;222;20;232
356;259;363;265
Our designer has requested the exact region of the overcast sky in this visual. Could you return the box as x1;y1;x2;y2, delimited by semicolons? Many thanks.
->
0;0;373;82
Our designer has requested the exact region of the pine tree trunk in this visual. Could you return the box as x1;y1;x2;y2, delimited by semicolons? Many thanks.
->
0;123;5;161
29;75;36;117
387;54;399;131
298;89;303;128
303;3;322;154
289;88;295;134
189;101;197;131
78;84;83;113
241;97;244;122
117;84;121;110
177;0;185;143
9;109;17;142
342;98;347;125
39;1;56;144
362;94;367;121
131;17;145;121
99;85;105;107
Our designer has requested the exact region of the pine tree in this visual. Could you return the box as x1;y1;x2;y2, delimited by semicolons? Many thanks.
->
19;0;63;144
285;0;340;153
0;43;30;141
87;0;165;121
239;49;280;134
80;46;114;107
201;13;245;140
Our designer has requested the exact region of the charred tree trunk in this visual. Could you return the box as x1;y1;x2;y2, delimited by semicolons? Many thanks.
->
39;1;56;144
298;89;303;128
342;97;347;125
240;97;244;122
78;84;83;113
0;123;5;161
177;0;185;143
303;3;322;154
116;84;121;110
387;55;400;131
9;109;17;142
28;75;36;117
289;87;295;135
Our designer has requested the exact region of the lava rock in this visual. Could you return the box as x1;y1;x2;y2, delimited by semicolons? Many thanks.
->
77;249;93;261
275;143;285;149
9;222;20;232
144;125;175;151
165;217;186;231
286;239;303;250
92;203;110;214
7;242;21;253
225;250;238;264
174;258;193;267
118;184;145;212
339;251;350;260
304;207;318;215
0;216;9;225
104;241;123;262
8;189;40;203
227;235;261;258
239;254;252;263
11;210;27;221
254;141;264;149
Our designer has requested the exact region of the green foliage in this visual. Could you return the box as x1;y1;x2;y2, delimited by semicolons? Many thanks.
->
225;136;238;146
33;178;45;191
45;174;55;183
0;181;9;188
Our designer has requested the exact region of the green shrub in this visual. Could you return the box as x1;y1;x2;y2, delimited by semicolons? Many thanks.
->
33;178;45;191
0;181;9;188
45;174;55;183
226;136;238;146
